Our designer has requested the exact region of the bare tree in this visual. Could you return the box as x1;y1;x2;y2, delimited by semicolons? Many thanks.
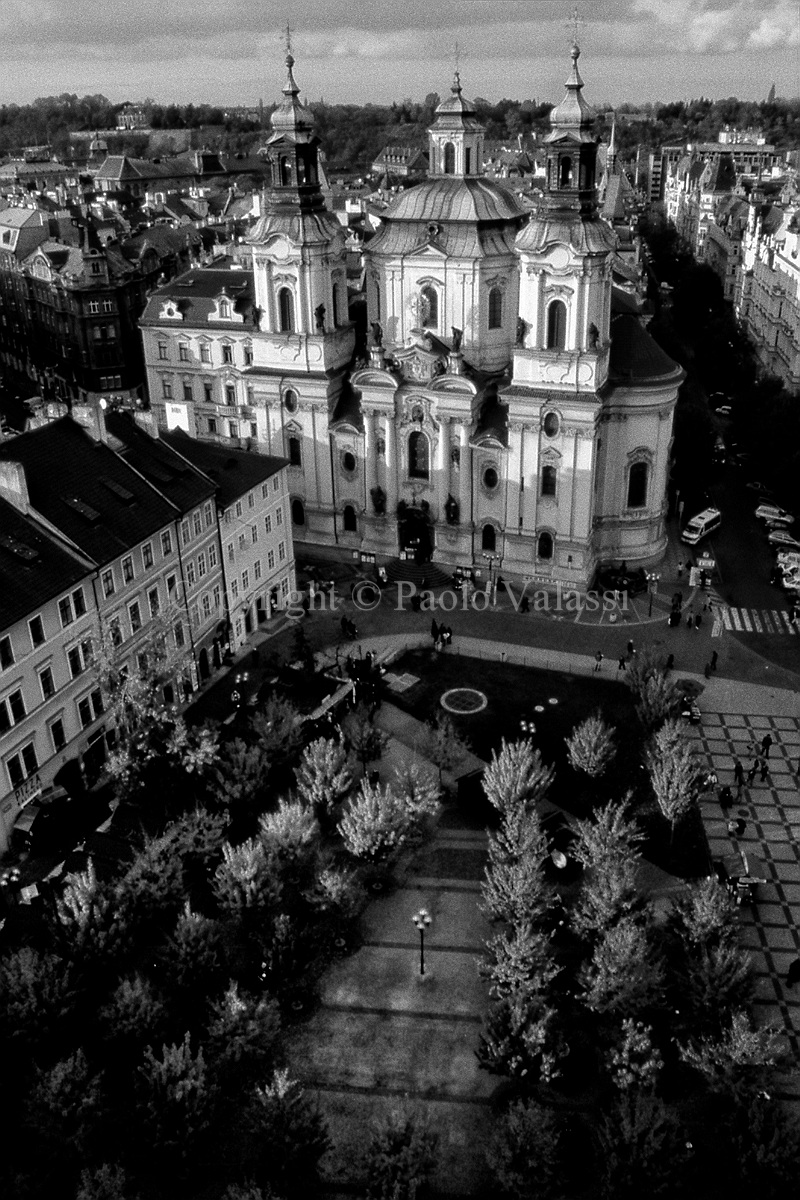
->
424;714;471;783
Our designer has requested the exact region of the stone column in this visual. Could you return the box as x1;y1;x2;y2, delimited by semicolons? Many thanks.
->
384;415;398;513
436;415;450;520
457;423;471;526
364;409;377;510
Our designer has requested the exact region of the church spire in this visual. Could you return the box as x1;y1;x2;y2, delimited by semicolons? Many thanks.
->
541;40;599;218
427;72;485;178
262;48;324;212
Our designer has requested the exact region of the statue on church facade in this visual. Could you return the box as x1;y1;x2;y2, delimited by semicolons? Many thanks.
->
444;494;459;525
370;485;387;515
314;304;326;331
371;321;383;347
451;327;463;351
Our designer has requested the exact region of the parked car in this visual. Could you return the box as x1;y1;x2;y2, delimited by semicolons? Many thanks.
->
746;480;771;492
715;405;732;417
775;551;800;568
764;518;796;534
768;531;800;550
593;566;648;596
756;504;795;524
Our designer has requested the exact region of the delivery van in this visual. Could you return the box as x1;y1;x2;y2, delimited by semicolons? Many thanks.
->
681;507;722;545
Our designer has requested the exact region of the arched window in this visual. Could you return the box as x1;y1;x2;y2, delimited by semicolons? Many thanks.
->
288;435;302;467
559;156;573;188
291;498;305;526
443;142;455;175
283;388;298;413
343;504;357;532
218;299;230;319
465;148;472;175
537;531;554;560
279;157;291;186
482;524;496;552
541;465;557;497
278;288;294;333
408;431;430;480
331;286;339;328
627;461;649;508
421;285;438;329
546;300;567;350
488;287;503;330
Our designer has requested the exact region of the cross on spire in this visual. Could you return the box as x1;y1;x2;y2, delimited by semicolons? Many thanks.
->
283;23;294;57
566;6;584;46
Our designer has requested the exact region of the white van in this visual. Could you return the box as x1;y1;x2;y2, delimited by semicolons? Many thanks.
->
681;507;722;545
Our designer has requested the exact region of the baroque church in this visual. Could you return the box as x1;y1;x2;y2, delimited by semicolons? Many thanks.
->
141;44;684;590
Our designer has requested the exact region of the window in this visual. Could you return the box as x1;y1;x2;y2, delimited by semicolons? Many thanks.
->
543;412;560;438
235;500;243;518
227;542;235;563
161;529;172;556
209;543;217;568
264;514;272;534
226;389;236;411
278;288;295;332
281;577;289;598
204;501;214;528
109;615;123;647
178;343;189;361
342;451;356;473
408;431;430;480
140;542;153;570
421;285;438;329
59;597;74;627
174;620;185;649
242;569;250;591
278;540;286;562
186;561;196;586
251;524;258;544
541;465;557;498
244;345;253;366
50;718;66;753
558;156;573;188
103;299;113;313
0;636;14;670
288;436;302;467
158;341;168;360
267;549;275;571
72;588;86;618
67;638;93;680
6;743;38;788
627;461;649;508
537;531;554;560
273;477;280;492
231;579;239;599
29;615;45;649
284;389;298;413
254;560;262;581
208;417;217;433
88;299;100;314
181;520;190;546
219;299;230;319
276;507;283;526
200;344;211;363
0;689;26;732
101;569;115;598
291;498;305;526
129;600;142;633
443;142;455;174
122;555;134;584
193;511;202;537
234;617;243;640
147;587;160;618
483;465;499;491
78;689;104;728
39;666;55;700
202;593;211;619
247;492;255;509
482;524;496;552
238;532;247;551
166;573;177;596
343;505;357;533
546;300;567;350
183;382;193;403
222;344;233;365
197;552;207;579
162;379;173;399
488;287;503;329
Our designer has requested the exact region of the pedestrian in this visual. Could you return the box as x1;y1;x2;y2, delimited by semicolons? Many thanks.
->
686;611;694;629
710;650;718;670
665;653;675;671
761;732;773;758
704;662;712;679
694;612;702;629
728;818;747;838
627;639;635;657
677;561;684;578
733;758;744;794
747;759;758;787
442;625;452;647
787;958;800;989
520;595;530;613
594;650;603;672
430;618;439;644
760;756;769;783
618;654;627;671
718;785;734;812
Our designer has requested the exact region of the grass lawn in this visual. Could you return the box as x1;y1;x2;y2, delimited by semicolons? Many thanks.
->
388;649;710;879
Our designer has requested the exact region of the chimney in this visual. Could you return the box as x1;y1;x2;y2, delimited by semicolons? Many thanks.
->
71;401;108;443
0;460;31;513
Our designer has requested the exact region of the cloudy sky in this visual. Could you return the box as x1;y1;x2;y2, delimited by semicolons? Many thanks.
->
0;0;797;108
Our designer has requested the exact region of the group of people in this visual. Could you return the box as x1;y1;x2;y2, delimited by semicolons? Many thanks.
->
716;734;775;820
431;619;452;652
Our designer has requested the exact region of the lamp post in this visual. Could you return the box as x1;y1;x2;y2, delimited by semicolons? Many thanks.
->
412;907;432;976
482;552;499;604
646;571;661;618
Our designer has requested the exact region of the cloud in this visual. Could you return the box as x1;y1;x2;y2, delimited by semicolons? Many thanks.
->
630;0;798;54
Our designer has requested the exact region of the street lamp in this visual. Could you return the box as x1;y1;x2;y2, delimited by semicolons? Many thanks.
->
646;571;661;618
412;907;432;976
482;552;499;604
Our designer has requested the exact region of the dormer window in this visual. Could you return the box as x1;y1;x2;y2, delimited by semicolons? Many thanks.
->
219;298;231;319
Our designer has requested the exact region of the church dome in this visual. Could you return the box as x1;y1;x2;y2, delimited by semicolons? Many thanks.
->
369;177;526;257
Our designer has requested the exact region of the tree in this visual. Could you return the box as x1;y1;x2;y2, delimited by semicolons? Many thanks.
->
482;806;552;925
480;923;560;1002
578;917;664;1017
634;674;681;731
595;1092;690;1200
393;762;441;819
250;697;305;773
566;711;616;779
477;992;563;1083
75;1164;138;1200
338;779;414;865
244;1069;330;1198
295;736;353;824
483;738;554;815
213;838;281;919
0;946;78;1054
346;704;390;768
363;1110;439;1200
155;902;227;1009
51;859;129;972
24;1050;102;1174
214;737;272;818
258;799;321;878
424;714;471;783
645;719;701;839
667;874;739;949
206;984;281;1094
678;1010;784;1099
486;1098;563;1200
570;800;645;938
606;1019;664;1091
98;974;167;1057
136;1033;218;1165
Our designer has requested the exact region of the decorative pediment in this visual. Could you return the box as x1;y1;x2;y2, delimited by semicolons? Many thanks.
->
407;239;448;258
470;433;508;451
393;341;444;384
158;298;183;321
351;367;399;391
284;419;303;435
430;375;477;396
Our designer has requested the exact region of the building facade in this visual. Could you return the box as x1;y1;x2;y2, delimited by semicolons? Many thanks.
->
142;46;683;588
